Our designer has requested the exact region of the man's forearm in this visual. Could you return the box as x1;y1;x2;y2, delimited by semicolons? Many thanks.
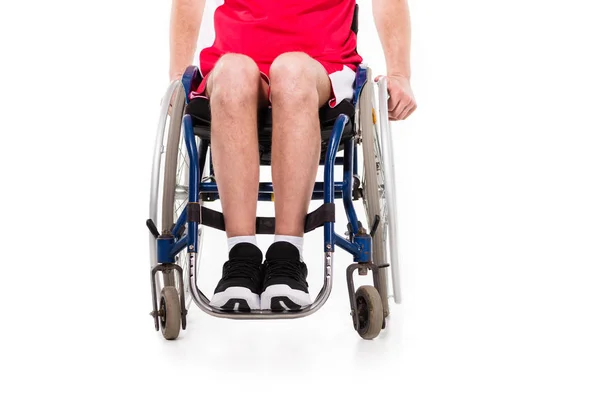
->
170;0;205;80
372;0;412;79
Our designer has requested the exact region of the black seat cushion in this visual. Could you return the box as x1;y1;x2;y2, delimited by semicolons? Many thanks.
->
185;97;356;164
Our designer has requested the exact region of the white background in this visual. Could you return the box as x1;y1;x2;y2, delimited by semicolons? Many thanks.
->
1;0;599;399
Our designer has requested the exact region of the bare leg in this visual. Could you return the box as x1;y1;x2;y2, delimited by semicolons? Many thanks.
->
207;54;269;310
207;54;269;237
269;52;332;236
258;53;332;310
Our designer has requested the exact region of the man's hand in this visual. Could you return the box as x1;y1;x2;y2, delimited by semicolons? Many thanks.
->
372;0;414;120
376;74;416;121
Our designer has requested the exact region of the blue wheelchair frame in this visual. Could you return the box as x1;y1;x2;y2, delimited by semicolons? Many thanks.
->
148;63;392;334
156;66;373;266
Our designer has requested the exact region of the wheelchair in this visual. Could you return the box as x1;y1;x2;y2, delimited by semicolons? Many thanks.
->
147;63;402;341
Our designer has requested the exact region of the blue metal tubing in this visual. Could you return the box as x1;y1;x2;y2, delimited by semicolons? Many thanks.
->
182;66;198;101
342;138;360;236
314;182;344;193
334;233;361;256
171;235;189;258
309;192;343;201
331;137;366;262
183;115;199;252
323;114;349;251
157;235;175;264
204;192;344;202
171;207;187;240
167;138;207;254
198;181;345;194
353;143;358;175
353;234;372;263
318;157;343;166
170;105;363;261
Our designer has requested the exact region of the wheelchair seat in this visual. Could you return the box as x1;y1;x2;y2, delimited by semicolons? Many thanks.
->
185;97;356;165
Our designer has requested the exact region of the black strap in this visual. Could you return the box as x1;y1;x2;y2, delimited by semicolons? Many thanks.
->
198;203;335;234
187;202;201;223
199;207;225;230
304;203;335;233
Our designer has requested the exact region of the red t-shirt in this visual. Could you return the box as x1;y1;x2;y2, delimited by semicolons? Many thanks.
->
198;0;362;77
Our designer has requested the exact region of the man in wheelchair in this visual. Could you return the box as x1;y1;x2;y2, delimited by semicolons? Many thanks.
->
169;0;416;311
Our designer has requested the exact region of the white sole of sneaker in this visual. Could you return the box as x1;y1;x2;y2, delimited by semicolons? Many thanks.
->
210;287;260;310
260;284;312;310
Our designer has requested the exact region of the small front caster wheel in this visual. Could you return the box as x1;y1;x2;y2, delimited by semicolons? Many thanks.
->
160;286;181;340
355;285;384;340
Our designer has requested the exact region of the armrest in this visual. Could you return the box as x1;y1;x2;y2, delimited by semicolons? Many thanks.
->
352;65;369;105
181;66;202;103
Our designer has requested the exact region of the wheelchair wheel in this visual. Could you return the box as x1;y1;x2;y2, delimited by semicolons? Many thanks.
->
374;77;402;305
160;286;181;340
149;81;198;311
355;285;384;340
162;82;196;310
359;69;391;315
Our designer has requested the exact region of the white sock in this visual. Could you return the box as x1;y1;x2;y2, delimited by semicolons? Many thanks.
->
273;235;304;261
227;236;258;252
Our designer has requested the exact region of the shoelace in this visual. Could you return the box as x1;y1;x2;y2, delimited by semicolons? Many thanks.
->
264;259;306;283
223;258;262;284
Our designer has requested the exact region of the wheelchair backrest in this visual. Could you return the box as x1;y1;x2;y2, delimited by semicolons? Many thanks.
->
351;4;359;35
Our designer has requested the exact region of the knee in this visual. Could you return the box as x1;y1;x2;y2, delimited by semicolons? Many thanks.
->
269;52;319;105
210;54;261;105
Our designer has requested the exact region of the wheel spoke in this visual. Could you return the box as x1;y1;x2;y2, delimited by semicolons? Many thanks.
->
174;199;186;216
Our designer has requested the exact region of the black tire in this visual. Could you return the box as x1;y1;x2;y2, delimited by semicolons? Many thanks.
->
160;286;181;340
355;285;384;340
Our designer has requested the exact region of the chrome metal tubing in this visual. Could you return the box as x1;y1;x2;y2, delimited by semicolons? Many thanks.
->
376;78;402;304
189;252;334;319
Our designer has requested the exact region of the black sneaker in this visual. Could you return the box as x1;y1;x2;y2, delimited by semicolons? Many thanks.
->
209;243;263;311
260;241;311;311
